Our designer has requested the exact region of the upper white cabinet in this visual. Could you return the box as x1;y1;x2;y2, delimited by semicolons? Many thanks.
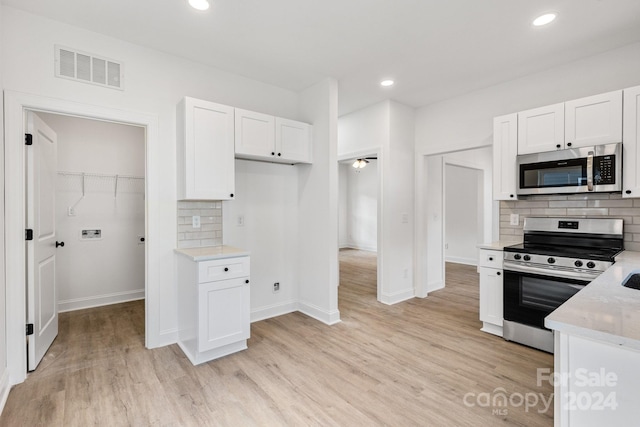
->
177;97;235;200
565;90;622;148
234;109;275;159
517;91;623;155
517;103;565;154
623;85;640;198
235;108;312;164
275;117;313;163
493;114;518;201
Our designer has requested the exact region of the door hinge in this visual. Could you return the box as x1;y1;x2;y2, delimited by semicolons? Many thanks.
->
25;133;33;146
26;324;34;336
25;229;33;241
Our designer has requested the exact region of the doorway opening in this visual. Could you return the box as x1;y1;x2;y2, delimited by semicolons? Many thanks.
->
338;155;380;304
25;110;146;371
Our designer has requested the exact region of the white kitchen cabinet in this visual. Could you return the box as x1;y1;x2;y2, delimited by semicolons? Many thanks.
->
565;90;622;148
493;114;518;201
478;249;503;336
275;117;312;163
234;108;312;164
517;103;565;154
623;85;640;198
177;97;235;200
177;254;250;365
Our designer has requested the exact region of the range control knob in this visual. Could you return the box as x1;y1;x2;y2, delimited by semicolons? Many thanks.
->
587;261;596;269
513;254;522;260
574;260;583;267
547;257;556;264
523;255;531;261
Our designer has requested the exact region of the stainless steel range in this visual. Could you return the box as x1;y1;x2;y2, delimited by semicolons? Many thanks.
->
502;217;624;353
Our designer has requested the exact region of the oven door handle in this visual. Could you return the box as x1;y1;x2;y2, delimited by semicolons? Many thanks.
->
587;150;594;191
503;262;597;282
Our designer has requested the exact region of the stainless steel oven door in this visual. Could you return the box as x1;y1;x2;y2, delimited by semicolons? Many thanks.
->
503;264;591;329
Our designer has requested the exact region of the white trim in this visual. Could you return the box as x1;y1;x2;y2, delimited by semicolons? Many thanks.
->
337;147;380;162
445;256;478;266
379;288;415;305
480;323;503;337
0;370;11;416
427;280;444;293
4;90;160;386
250;301;298;323
298;301;341;325
343;244;377;252
58;289;145;313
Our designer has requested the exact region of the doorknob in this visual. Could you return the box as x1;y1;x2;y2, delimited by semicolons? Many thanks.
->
55;241;65;248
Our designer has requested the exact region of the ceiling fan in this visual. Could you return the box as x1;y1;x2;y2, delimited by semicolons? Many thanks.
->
352;157;377;169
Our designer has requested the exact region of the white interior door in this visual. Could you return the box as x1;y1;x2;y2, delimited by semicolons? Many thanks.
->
26;111;59;371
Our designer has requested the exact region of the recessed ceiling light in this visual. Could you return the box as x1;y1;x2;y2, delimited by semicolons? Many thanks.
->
189;0;210;11
533;13;557;26
380;80;395;87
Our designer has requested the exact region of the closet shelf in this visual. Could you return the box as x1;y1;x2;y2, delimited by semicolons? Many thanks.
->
57;171;144;198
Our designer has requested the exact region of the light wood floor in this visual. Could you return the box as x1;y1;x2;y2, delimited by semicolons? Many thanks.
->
1;249;553;426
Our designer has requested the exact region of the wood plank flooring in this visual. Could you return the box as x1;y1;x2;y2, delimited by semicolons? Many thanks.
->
1;249;553;426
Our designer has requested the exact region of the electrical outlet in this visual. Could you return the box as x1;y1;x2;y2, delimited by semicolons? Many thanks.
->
510;213;520;226
273;282;280;293
237;215;245;227
192;215;201;228
68;207;76;216
445;243;449;249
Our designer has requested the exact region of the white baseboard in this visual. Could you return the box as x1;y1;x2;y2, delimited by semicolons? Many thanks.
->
427;280;445;293
344;244;377;252
298;301;341;325
154;328;178;349
58;289;145;313
251;301;298;323
445;256;478;266
0;369;10;418
379;288;415;305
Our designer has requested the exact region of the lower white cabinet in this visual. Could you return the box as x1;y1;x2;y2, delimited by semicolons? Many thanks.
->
177;254;250;365
478;249;503;336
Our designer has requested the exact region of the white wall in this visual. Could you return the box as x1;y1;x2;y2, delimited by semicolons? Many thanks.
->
39;112;145;312
297;78;340;324
445;164;481;265
0;1;8;412
1;6;304;383
380;101;415;303
338;163;349;248
344;159;377;251
222;160;299;321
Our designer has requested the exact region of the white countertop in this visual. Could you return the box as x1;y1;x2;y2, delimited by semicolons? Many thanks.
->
477;240;521;250
174;245;250;261
545;250;640;350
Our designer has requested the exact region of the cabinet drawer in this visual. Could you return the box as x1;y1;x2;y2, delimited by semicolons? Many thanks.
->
478;249;503;269
198;257;250;283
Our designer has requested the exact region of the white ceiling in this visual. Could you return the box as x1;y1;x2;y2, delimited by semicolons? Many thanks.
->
4;0;640;115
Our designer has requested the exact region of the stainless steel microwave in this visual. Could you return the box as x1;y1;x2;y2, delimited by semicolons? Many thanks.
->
516;143;622;195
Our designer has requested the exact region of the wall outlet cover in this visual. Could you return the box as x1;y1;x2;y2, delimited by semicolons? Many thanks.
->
192;215;201;228
510;213;520;226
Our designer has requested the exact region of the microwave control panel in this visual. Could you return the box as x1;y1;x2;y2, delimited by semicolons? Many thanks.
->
594;155;615;184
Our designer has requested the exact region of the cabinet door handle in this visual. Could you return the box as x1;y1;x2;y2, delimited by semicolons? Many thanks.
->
488;257;494;261
277;153;281;157
567;142;572;147
230;193;234;198
55;241;65;248
556;144;561;149
271;152;275;156
626;190;632;194
245;279;249;284
497;272;501;276
224;267;229;272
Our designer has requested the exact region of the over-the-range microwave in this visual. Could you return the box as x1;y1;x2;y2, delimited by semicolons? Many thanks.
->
516;143;622;196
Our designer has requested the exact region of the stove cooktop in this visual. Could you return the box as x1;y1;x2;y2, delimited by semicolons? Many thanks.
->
503;243;621;262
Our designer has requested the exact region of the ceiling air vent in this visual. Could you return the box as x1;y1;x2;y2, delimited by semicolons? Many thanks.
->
54;45;124;90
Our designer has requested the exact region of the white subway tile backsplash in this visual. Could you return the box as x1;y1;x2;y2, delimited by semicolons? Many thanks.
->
177;201;223;248
499;194;640;247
